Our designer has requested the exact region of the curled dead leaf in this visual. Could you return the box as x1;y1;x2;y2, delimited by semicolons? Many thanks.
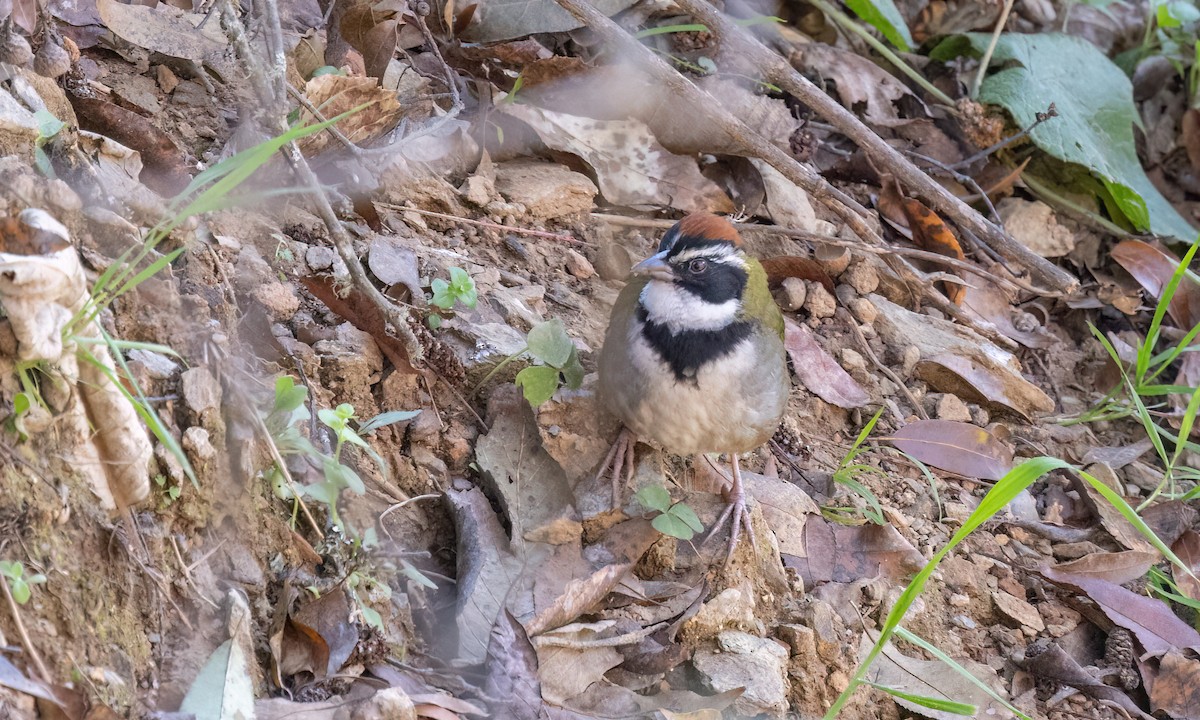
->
882;419;1013;480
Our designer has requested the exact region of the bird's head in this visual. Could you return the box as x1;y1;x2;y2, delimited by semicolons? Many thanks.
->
632;213;750;333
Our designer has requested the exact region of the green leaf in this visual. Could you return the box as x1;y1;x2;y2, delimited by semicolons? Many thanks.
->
33;109;64;140
515;365;560;406
272;376;308;415
10;578;30;605
430;278;454;309
845;0;913;50
448;267;478;308
358;409;421;434
525;319;575;368
865;682;976;715
427;313;442;330
0;561;18;578
943;33;1196;241
560;346;585;390
635;485;672;513
652;512;698;540
668;502;704;533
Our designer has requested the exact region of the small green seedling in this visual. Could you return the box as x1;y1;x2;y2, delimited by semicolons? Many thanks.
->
6;392;32;441
824;408;886;525
154;473;182;504
513;319;585;407
33;109;65;178
430;267;477;310
0;561;46;605
636;485;704;541
264;376;419;534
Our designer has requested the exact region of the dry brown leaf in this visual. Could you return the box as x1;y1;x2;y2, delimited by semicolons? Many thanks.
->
1051;551;1158;586
783;519;924;588
900;197;966;305
883;419;1013;480
340;2;401;79
1111;239;1200;329
1149;651;1200;720
962;282;1057;349
501;103;732;214
96;0;224;62
794;44;915;124
298;274;414;372
783;318;870;409
864;634;1016;720
1021;641;1152;719
1171;530;1200;602
870;294;1054;418
297;74;404;155
1041;565;1200;657
68;95;192;196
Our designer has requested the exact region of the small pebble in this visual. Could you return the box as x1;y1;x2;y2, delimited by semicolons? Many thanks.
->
777;277;807;311
935;393;972;422
803;280;836;319
564;249;595;279
843;260;879;294
848;297;877;324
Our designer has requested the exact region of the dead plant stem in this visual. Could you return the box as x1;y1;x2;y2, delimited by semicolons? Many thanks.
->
970;0;1016;99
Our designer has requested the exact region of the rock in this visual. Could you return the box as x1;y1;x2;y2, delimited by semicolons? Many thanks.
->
128;349;179;380
111;74;161;115
900;345;921;377
840;348;866;373
999;198;1076;258
752;158;834;234
843;260;879;294
693;631;789;719
350;687;416;720
367;235;421;299
935;393;972;422
181;367;221;415
834;282;856;306
156;64;179;94
182;426;216;464
253;282;301;322
803;280;836;319
494;161;597;220
595;242;632;280
777;277;807;311
970;404;989;426
848;297;877;324
681;586;762;642
458;173;494;207
563;249;595;279
992;590;1045;632
489;284;546;330
305;245;336;271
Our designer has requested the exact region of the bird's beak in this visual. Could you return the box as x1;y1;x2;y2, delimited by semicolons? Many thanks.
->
630;253;674;282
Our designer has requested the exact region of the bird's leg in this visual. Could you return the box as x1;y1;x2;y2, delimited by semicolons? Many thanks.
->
596;427;637;509
706;453;757;562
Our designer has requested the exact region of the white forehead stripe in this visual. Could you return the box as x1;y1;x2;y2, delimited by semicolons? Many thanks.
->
639;281;740;333
668;244;746;268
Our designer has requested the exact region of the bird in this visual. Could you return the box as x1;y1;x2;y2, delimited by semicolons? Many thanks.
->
596;212;789;559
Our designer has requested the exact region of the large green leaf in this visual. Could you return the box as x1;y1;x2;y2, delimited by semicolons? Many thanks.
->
845;0;913;50
939;33;1196;242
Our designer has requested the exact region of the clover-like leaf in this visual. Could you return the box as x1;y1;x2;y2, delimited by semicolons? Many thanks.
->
358;409;421;435
668;502;704;534
635;485;672;513
653;511;698;540
526;319;575;368
515;365;560;406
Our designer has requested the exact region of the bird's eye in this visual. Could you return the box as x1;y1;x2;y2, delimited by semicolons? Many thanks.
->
688;259;708;274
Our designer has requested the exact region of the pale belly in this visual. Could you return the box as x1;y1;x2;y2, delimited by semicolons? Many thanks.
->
600;325;788;455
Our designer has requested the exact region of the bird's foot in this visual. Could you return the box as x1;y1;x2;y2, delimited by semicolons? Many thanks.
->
596;427;637;510
704;454;756;564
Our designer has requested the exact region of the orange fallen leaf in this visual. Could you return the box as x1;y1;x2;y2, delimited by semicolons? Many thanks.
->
900;197;966;305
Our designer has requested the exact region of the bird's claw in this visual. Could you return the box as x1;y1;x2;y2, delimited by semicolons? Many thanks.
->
597;427;637;510
704;454;756;565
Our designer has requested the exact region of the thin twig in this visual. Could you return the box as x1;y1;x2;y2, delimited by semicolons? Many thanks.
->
950;104;1058;170
532;622;667;648
591;213;1055;298
378;203;585;244
670;0;1079;294
1;574;50;683
842;309;928;420
969;0;1016;100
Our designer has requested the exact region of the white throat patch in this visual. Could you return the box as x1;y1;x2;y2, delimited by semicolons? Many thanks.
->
639;281;740;333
